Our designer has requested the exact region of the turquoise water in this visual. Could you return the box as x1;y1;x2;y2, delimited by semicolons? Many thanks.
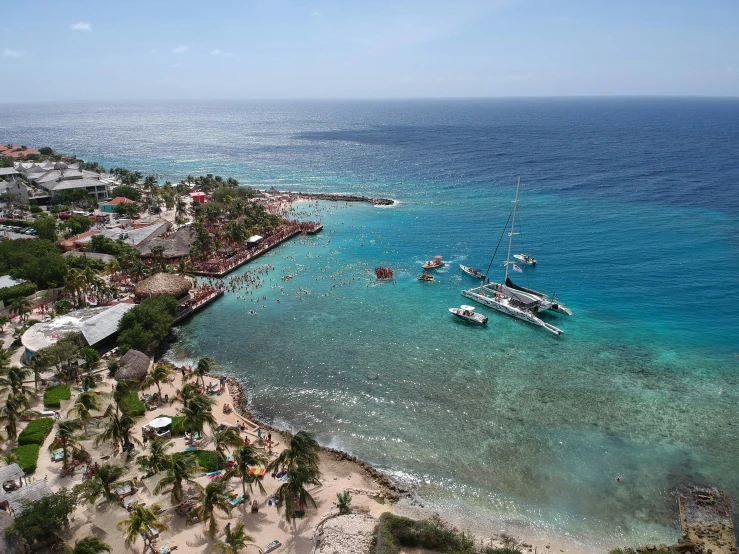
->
2;98;738;548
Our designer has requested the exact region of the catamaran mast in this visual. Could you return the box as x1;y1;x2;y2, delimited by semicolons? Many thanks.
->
504;176;521;281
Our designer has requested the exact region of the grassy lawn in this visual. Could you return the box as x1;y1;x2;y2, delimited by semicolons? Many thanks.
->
43;385;70;408
17;417;54;446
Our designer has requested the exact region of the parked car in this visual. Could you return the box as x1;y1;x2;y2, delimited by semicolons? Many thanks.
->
58;212;71;220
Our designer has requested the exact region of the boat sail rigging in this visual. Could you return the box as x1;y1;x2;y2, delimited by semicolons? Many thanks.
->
461;177;566;335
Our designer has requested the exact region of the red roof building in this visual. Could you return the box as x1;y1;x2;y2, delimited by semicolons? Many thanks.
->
0;144;40;158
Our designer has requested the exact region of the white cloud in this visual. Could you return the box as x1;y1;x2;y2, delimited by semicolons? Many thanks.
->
172;62;184;68
70;22;92;32
172;45;188;54
2;48;22;58
211;49;236;58
311;11;324;18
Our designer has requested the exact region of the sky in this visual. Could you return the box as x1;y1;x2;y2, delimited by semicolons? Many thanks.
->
1;0;738;101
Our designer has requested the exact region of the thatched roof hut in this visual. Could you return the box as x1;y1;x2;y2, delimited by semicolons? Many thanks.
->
134;273;192;300
114;349;151;381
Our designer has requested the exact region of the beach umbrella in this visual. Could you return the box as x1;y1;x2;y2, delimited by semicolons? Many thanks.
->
147;417;172;429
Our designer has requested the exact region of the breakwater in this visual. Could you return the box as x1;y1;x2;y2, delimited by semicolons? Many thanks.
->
262;189;394;206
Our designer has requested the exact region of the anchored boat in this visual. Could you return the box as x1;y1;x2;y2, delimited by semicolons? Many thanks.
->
449;305;488;325
459;264;485;279
422;256;445;269
513;253;537;266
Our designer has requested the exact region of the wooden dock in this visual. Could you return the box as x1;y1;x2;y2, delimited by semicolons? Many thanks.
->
173;290;224;324
190;228;302;277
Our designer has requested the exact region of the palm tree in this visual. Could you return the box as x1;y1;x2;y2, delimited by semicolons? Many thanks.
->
0;365;35;398
0;393;31;440
64;536;111;554
77;463;128;504
181;396;217;437
0;348;11;373
154;452;202;504
80;347;101;372
213;427;242;469
8;297;31;323
67;391;102;432
141;364;172;399
95;407;140;453
63;268;86;307
175;197;188;222
193;356;219;388
51;420;82;469
229;444;268;500
273;464;321;523
137;437;173;476
112;380;137;415
0;316;10;332
211;523;254;554
267;430;321;475
117;503;168;554
28;351;50;390
336;490;352;514
196;479;232;538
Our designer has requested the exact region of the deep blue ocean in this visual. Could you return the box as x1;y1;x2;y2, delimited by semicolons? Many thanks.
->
2;98;738;548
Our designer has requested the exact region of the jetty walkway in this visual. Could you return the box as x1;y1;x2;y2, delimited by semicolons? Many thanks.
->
190;223;323;278
173;288;224;324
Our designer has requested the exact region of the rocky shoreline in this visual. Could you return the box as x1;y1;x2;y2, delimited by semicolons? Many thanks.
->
261;189;395;206
217;373;406;502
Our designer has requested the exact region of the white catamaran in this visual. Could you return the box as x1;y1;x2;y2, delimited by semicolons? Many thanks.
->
461;177;565;335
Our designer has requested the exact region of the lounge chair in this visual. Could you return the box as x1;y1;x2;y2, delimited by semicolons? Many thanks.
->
264;540;281;553
50;450;64;462
229;495;244;506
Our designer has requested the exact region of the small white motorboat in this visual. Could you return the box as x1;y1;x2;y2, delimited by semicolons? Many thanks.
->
459;264;484;279
513;253;537;266
449;305;488;325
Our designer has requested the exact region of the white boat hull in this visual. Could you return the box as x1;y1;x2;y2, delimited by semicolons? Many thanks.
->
449;307;488;325
461;285;563;335
513;254;536;266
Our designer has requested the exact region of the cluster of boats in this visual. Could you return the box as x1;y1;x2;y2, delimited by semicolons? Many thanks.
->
375;179;570;334
457;177;571;334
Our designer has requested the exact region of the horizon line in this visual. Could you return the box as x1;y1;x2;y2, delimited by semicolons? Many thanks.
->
1;94;739;106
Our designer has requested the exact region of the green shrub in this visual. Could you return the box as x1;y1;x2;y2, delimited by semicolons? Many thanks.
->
54;299;73;315
11;444;40;473
373;513;483;554
43;384;70;408
0;281;36;305
120;390;145;416
30;205;42;214
172;450;219;472
171;415;186;435
17;418;54;446
0;219;31;228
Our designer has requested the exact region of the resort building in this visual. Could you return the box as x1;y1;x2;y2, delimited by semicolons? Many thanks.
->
20;303;136;363
99;196;135;212
16;161;112;201
0;144;40;158
0;177;29;206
